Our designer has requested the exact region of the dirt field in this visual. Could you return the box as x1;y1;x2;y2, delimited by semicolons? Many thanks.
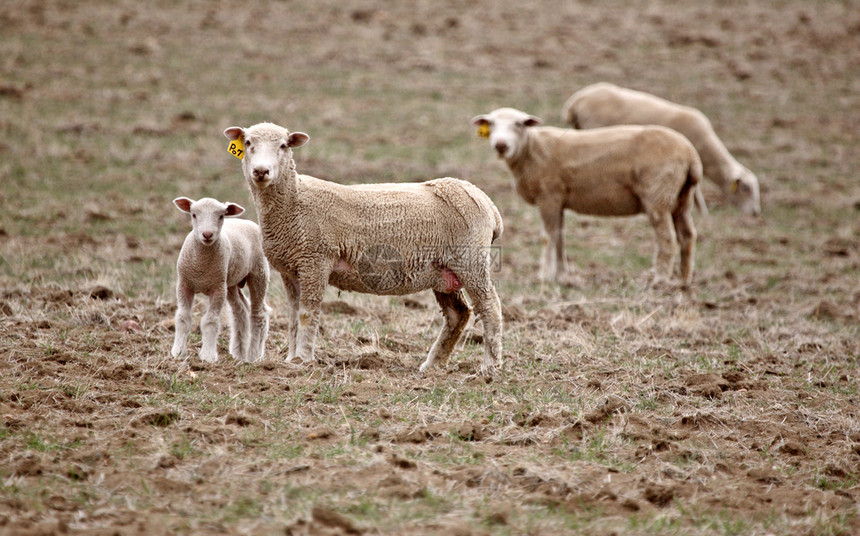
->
1;0;859;534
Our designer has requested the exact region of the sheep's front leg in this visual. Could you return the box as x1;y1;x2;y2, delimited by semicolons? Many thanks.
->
295;270;327;363
466;284;503;374
281;273;300;362
171;284;194;358
420;290;471;373
226;285;250;362
538;202;567;282
200;286;226;363
647;209;677;284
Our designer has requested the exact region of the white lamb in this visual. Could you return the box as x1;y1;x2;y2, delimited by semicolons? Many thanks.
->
562;82;761;216
223;122;504;374
171;197;270;363
471;107;701;286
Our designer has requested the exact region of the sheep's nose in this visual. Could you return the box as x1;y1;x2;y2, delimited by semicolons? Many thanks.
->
494;141;508;156
253;167;269;180
202;231;213;241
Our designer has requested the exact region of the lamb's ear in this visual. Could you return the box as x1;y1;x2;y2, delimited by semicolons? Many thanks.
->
224;203;245;217
288;132;309;148
173;197;194;213
224;127;245;141
523;115;542;127
471;115;490;127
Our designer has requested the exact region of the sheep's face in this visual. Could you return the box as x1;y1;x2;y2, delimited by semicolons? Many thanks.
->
731;166;761;216
224;124;309;189
174;197;244;246
471;108;541;160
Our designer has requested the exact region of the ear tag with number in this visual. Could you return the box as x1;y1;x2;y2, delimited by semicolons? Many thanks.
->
731;179;739;193
228;138;244;160
477;123;490;139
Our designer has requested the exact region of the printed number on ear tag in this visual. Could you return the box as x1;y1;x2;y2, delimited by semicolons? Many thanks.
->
477;124;490;139
228;139;244;160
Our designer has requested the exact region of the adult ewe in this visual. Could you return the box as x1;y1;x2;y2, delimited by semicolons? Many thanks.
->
471;107;700;286
562;82;761;216
171;197;270;363
223;122;503;374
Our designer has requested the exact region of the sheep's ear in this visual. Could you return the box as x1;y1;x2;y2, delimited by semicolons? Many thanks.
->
288;132;309;148
225;203;245;217
173;197;194;213
470;115;489;127
224;127;245;141
523;116;542;127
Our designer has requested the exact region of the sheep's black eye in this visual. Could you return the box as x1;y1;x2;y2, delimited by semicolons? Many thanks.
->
192;214;196;219
219;215;224;220
280;142;288;150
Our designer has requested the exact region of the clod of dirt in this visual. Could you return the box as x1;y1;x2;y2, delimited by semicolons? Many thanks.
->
684;373;729;398
483;504;510;526
306;427;334;440
585;398;625;423
322;300;360;315
312;505;363;534
133;408;180;427
223;410;254;427
0;301;12;316
89;285;116;300
13;453;43;476
643;483;676;506
119;319;142;333
402;297;426;310
389;453;417;469
809;300;846;321
779;440;806;456
502;304;526;323
747;468;782;485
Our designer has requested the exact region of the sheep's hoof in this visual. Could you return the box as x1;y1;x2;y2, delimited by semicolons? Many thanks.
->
199;354;218;364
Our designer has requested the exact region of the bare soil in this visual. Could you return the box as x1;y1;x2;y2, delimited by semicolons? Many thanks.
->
1;0;859;534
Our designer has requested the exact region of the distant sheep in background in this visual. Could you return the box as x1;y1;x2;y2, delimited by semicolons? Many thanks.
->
471;107;700;286
563;82;761;216
224;122;504;374
171;197;270;363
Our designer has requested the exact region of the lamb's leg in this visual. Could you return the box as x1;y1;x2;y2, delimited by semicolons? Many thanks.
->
295;272;326;363
420;290;471;373
246;272;270;363
171;284;194;359
226;285;250;362
538;202;567;282
465;283;503;374
281;273;299;362
647;210;677;284
200;286;226;363
673;210;697;286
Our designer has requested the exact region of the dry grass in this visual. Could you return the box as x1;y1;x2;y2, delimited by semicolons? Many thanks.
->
1;0;859;534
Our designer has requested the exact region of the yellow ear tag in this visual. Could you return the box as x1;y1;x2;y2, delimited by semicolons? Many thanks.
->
731;180;739;193
228;138;244;160
477;123;490;139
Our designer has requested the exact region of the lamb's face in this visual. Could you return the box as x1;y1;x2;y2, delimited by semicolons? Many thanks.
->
174;197;244;246
224;123;309;189
471;108;541;160
732;166;761;216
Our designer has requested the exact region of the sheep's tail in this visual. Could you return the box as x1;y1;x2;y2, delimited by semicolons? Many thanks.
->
684;154;708;216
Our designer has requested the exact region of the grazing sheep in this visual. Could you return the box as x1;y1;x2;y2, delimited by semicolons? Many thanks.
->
223;122;504;374
562;82;761;216
171;197;270;363
471;107;700;286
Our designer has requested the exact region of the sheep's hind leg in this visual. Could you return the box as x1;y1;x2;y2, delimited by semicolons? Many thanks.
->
171;285;194;359
246;273;270;363
226;285;250;362
646;210;677;285
200;287;226;363
420;290;471;373
281;273;299;362
466;283;503;374
295;272;326;363
673;209;696;286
